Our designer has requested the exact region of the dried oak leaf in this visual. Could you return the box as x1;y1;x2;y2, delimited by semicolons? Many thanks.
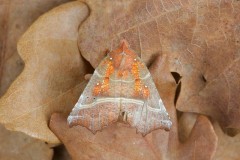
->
78;0;240;129
50;55;217;160
213;123;240;160
0;1;74;158
0;124;53;160
0;1;90;144
0;0;70;96
179;112;240;160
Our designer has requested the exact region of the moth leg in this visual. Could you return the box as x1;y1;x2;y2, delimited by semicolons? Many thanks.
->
84;74;93;81
122;111;128;122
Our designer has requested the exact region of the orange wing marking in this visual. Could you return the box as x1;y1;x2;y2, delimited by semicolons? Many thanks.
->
93;59;114;96
131;60;150;99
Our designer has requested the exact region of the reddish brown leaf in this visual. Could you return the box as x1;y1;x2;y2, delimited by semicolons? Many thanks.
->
78;0;240;130
179;112;240;160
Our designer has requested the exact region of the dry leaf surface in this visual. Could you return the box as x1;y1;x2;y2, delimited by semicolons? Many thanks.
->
0;124;53;160
0;0;70;96
79;0;240;129
50;55;217;160
0;1;74;159
213;123;240;160
0;1;90;144
179;112;240;160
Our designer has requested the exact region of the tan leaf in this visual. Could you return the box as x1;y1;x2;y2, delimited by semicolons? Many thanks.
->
213;123;240;160
50;55;217;160
0;124;53;160
78;0;240;129
0;1;90;144
0;0;70;96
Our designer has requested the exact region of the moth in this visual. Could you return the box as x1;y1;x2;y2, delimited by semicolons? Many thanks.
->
68;40;172;136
